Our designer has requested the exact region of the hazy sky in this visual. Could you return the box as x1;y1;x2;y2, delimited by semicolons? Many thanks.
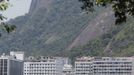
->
3;0;32;20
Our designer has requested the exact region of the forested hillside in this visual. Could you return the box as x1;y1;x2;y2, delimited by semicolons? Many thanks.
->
0;0;100;55
70;18;134;58
0;0;133;57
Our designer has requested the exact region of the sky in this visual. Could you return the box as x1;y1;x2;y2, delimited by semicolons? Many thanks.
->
3;0;32;20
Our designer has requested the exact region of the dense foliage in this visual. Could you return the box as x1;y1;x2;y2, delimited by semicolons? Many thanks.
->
0;0;16;36
79;0;134;24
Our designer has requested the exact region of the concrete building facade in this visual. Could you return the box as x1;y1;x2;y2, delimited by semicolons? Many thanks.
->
10;51;24;61
75;57;134;75
0;54;23;75
75;57;94;75
62;64;75;75
24;57;66;75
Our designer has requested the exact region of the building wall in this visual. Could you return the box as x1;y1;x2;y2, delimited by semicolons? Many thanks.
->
0;59;8;75
0;56;23;75
75;62;93;75
10;51;24;61
24;58;65;75
75;57;134;75
93;61;132;75
9;60;23;75
24;62;58;75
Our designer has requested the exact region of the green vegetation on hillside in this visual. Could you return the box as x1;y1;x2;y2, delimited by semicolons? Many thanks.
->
0;0;133;58
69;18;134;58
0;0;101;55
79;0;134;24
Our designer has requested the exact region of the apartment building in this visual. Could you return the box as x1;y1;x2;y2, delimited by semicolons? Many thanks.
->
24;57;66;75
0;53;23;75
75;57;134;75
10;51;25;61
75;57;94;75
62;64;75;75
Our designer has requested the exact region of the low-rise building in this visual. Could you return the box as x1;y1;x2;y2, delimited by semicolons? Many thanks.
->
10;51;24;61
24;57;66;75
62;64;75;75
75;57;94;75
75;57;134;75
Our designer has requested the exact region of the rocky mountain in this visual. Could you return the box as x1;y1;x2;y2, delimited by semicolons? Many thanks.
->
0;0;133;57
0;0;94;55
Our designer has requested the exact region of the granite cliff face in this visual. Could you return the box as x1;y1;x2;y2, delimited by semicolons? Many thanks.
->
29;0;53;14
28;0;38;14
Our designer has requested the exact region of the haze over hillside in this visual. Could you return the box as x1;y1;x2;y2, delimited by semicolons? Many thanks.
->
0;0;134;57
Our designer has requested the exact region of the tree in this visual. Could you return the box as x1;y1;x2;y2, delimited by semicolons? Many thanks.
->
0;0;16;36
79;0;134;24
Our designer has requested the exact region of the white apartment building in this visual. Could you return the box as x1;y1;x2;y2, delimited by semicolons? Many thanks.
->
75;57;134;75
24;57;66;75
0;53;23;75
10;51;25;61
75;57;94;75
62;64;75;75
